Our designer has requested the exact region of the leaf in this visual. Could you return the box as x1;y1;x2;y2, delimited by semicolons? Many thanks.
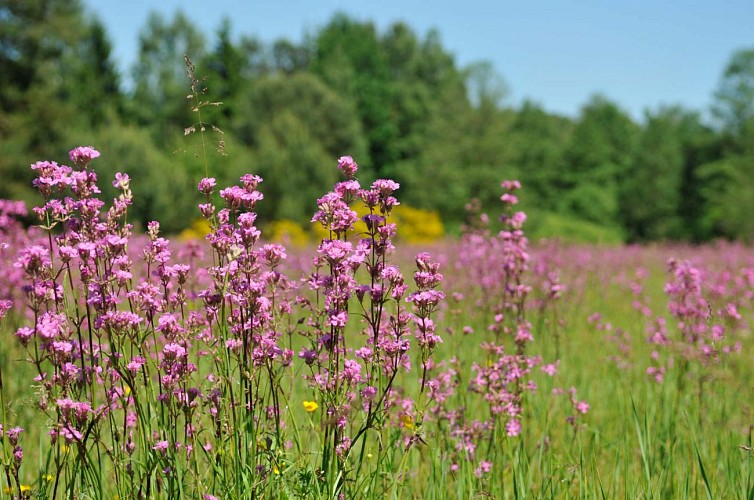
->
694;442;713;500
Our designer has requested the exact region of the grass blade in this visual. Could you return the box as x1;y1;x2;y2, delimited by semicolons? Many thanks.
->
630;396;652;495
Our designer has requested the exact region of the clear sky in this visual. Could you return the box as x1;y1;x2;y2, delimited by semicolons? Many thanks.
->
86;0;754;120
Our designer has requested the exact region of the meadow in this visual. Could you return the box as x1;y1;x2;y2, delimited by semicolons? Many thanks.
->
0;148;752;499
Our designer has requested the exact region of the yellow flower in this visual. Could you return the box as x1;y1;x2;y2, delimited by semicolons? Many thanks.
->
303;401;318;413
273;465;280;475
400;414;414;430
4;485;33;494
43;474;54;482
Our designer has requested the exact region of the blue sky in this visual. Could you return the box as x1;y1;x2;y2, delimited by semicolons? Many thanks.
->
86;0;754;120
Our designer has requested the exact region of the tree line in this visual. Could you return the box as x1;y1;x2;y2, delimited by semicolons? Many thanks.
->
2;0;754;242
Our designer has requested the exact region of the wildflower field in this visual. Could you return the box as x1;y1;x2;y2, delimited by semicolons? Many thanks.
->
0;148;752;499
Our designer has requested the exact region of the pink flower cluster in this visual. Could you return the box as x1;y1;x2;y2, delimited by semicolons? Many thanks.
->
6;147;603;497
644;258;743;383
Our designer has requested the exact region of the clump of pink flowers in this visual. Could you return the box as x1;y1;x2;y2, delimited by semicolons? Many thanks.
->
7;147;455;498
0;199;34;322
424;180;587;480
298;155;446;494
645;258;742;391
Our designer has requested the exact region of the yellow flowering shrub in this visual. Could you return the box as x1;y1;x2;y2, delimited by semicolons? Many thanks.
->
311;203;444;243
266;219;311;247
392;205;444;243
178;218;212;241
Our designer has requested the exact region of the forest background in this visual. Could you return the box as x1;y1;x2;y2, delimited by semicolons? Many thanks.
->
3;0;754;243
